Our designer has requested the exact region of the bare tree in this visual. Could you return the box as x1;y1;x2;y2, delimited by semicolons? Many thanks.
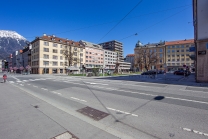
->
62;45;80;68
136;49;159;71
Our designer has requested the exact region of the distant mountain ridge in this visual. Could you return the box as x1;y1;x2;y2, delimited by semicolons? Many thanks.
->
0;30;29;59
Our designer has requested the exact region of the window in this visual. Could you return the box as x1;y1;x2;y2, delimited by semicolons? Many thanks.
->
186;45;189;48
177;55;179;57
89;52;92;54
43;61;49;66
168;59;170;61
80;53;83;57
172;59;175;61
186;58;190;61
186;54;189;56
168;46;171;48
172;46;175;48
74;47;77;51
86;51;88;54
52;62;57;66
181;58;184;61
74;58;77;61
160;60;162;63
172;50;175;53
60;56;63;60
150;49;152;53
181;45;184;48
44;41;49;46
60;62;63;66
65;57;67;60
44;48;49;52
80;58;83;62
167;50;170;53
86;60;88;62
168;55;170;57
176;45;180;48
60;50;63;54
80;48;83;52
53;43;58;47
181;49;184;52
86;56;88;58
43;54;49;59
60;45;63;48
181;54;184;57
172;63;175;65
186;49;189;52
53;49;57;53
73;52;77;56
177;63;180;65
172;55;175;57
177;59;179;61
176;50;180;52
159;54;163;58
159;49;163;52
53;55;58;60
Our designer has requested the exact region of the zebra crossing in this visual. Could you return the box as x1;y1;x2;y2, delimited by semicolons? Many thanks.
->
8;76;80;84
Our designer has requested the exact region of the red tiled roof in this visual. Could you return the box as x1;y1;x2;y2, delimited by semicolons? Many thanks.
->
39;35;84;47
126;54;135;57
165;39;194;45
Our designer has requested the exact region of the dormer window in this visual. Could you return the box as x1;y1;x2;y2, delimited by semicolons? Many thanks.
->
59;40;62;42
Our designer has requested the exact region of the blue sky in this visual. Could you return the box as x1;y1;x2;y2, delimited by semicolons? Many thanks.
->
0;0;193;56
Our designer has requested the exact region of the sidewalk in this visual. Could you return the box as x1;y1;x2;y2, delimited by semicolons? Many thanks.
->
0;82;67;139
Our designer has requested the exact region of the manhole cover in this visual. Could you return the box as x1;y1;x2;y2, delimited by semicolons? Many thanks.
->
51;131;78;139
77;106;109;121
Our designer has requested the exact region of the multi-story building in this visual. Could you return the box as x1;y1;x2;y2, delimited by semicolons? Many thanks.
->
134;40;166;71
99;40;124;62
30;34;85;74
103;49;117;72
165;39;195;71
79;40;104;72
125;54;135;71
193;0;208;82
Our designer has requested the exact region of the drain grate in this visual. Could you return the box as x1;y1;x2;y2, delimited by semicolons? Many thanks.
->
77;106;109;121
51;131;79;139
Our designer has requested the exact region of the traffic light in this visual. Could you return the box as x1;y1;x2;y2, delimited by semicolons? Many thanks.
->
5;62;8;69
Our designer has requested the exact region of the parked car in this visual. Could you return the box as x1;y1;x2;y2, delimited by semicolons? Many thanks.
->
174;70;190;76
141;70;156;75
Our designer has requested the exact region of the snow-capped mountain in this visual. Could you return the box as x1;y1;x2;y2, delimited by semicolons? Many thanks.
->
0;30;29;59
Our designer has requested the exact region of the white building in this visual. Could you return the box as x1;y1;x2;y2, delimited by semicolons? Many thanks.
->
103;50;117;72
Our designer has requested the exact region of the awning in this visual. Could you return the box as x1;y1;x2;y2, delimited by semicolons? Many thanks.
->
66;66;79;71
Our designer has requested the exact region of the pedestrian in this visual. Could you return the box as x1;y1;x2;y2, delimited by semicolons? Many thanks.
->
3;74;7;83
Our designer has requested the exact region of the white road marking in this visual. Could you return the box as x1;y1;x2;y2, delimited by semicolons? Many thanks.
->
84;82;108;85
23;80;27;82
107;107;138;117
41;88;48;91
9;81;14;83
12;77;19;80
27;84;30;85
181;127;208;137
33;85;38;88
179;89;207;93
70;97;87;102
20;84;24;86
91;86;208;105
17;80;22;82
57;93;62;95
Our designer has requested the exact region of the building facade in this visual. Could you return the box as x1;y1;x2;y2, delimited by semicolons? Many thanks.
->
30;34;85;74
79;40;104;72
125;54;135;71
165;39;195;71
193;0;208;82
134;41;166;71
99;40;124;62
103;49;117;72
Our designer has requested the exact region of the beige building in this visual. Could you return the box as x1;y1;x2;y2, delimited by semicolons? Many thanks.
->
165;39;195;71
134;41;166;71
30;34;85;74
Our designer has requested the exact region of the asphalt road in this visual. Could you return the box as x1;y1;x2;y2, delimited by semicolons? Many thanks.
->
3;73;208;139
